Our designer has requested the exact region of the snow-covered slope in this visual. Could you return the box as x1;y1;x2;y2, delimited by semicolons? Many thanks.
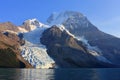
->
20;24;54;68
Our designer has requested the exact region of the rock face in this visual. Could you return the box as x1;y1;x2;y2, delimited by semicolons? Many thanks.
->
41;26;117;68
0;22;19;32
0;32;32;68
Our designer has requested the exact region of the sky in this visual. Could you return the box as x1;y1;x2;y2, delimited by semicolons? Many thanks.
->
0;0;120;37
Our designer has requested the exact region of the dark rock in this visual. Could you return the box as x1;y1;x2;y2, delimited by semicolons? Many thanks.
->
18;33;25;45
0;48;24;68
3;32;9;36
18;33;24;40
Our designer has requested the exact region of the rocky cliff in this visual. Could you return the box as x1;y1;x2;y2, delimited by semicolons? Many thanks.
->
0;31;32;68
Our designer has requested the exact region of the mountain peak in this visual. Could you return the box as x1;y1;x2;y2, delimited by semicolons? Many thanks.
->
47;11;85;25
23;18;44;27
22;18;45;31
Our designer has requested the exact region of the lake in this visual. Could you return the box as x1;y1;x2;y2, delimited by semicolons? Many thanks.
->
0;68;120;80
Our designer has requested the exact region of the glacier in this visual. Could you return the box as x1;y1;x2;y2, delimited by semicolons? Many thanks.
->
20;24;54;68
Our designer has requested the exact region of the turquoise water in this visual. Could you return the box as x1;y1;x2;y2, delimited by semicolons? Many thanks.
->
0;68;120;80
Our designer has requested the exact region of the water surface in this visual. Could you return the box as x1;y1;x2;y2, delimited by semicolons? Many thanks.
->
0;68;120;80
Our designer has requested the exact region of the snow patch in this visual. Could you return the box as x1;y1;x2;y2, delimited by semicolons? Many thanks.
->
18;27;28;33
76;36;111;63
58;24;75;38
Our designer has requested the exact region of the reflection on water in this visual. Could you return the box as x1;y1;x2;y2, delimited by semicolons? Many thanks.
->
19;69;54;80
0;69;54;80
0;68;120;80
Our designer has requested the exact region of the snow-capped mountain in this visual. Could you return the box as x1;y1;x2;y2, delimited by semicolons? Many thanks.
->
19;11;120;68
0;11;120;68
47;11;120;65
